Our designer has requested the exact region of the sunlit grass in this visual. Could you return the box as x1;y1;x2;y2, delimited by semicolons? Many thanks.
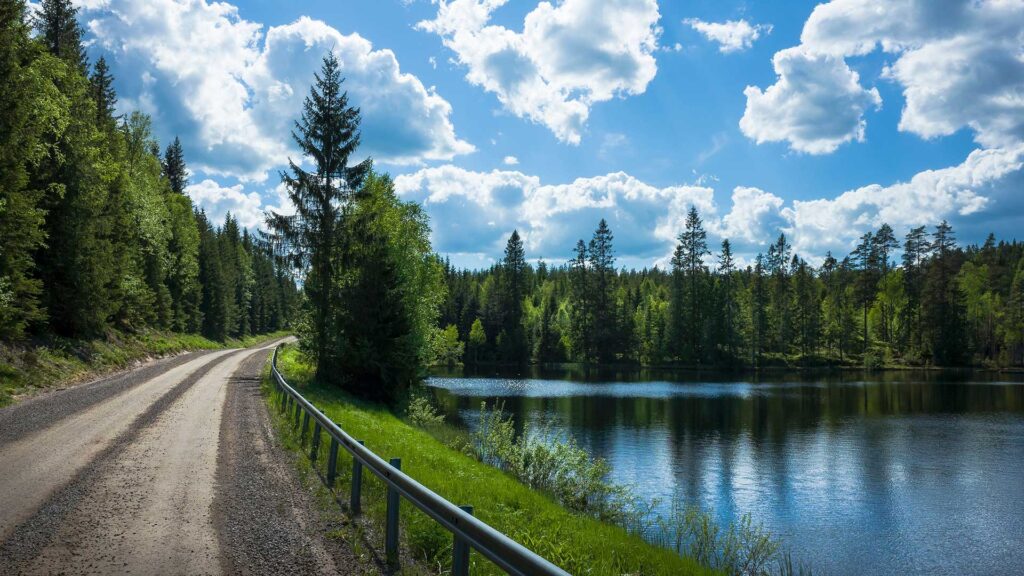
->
267;345;716;576
0;329;290;406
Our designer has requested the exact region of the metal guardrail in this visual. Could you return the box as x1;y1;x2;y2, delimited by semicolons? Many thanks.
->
271;346;570;576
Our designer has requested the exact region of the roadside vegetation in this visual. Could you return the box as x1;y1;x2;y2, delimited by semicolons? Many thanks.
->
0;329;289;406
271;345;814;576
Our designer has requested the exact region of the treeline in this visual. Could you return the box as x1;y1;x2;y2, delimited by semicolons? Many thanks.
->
0;0;297;343
438;212;1024;368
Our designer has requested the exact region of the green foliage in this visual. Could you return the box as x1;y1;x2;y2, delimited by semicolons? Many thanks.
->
438;213;1024;368
430;323;464;367
333;172;444;402
406;395;445;429
0;8;295;347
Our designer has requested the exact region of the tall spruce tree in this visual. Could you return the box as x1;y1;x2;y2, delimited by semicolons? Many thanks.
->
750;254;768;367
588;219;617;363
500;230;528;362
88;56;117;129
852;231;878;353
36;0;85;69
713;239;739;360
162;136;188;194
568;239;591;361
266;52;371;378
0;0;49;338
672;206;709;362
923;221;967;364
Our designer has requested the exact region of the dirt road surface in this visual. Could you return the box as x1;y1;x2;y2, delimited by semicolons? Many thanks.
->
0;340;363;575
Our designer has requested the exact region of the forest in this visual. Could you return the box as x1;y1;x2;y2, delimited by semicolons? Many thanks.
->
0;0;297;346
436;213;1024;369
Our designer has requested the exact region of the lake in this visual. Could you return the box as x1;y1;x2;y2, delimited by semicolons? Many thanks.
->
426;368;1024;575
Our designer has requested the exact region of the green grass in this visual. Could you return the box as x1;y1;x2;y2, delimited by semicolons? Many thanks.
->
0;329;290;407
266;346;716;576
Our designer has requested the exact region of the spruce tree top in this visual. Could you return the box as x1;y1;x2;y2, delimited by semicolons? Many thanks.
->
163;137;188;194
37;0;85;69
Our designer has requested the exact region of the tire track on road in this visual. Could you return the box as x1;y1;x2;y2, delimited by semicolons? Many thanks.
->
5;342;282;575
0;349;217;444
0;348;238;569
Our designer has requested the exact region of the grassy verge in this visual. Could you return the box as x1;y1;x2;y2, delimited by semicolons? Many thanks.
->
0;329;290;407
266;345;715;576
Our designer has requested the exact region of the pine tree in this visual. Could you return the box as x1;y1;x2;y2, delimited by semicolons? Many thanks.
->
569;239;591;361
162;136;188;194
672;206;709;362
713;239;739;360
922;221;967;364
750;254;768;367
852;231;878;353
500;230;527;363
0;0;48;338
36;0;85;69
1005;255;1024;365
901;225;930;358
266;53;371;378
197;211;229;341
88;56;117;129
792;257;820;360
588;219;617;363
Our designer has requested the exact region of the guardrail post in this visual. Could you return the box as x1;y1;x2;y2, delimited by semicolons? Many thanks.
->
452;505;473;576
350;440;365;514
293;402;301;429
385;458;402;565
326;437;339;487
310;423;321;462
300;411;311;445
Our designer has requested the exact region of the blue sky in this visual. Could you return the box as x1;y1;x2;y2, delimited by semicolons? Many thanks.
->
69;0;1024;268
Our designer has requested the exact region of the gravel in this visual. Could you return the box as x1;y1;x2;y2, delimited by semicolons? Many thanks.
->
213;349;368;575
0;349;215;444
0;338;364;575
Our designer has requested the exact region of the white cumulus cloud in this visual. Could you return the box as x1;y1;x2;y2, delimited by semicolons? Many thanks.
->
741;0;1024;154
503;155;519;165
740;47;882;154
186;179;265;229
395;142;1024;266
785;144;1024;258
80;0;473;182
417;0;661;144
684;18;772;53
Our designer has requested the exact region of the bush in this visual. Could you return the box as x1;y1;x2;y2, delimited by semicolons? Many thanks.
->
407;395;445;428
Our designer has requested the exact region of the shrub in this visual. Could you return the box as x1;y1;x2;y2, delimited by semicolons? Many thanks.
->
407;395;445;428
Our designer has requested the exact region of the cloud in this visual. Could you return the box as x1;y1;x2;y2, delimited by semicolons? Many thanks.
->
684;18;771;53
740;47;882;154
503;155;519;165
742;0;1024;153
186;179;265;229
80;0;473;182
395;143;1024;266
417;0;661;144
784;144;1024;258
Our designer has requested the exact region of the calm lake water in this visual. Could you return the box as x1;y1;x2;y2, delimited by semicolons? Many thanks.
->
426;368;1024;575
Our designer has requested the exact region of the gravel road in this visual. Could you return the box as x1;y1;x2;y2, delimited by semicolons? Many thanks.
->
0;339;365;575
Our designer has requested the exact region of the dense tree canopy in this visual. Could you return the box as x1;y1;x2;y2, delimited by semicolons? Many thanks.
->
0;2;297;343
438;218;1024;369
